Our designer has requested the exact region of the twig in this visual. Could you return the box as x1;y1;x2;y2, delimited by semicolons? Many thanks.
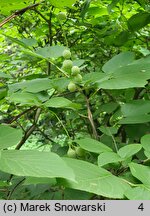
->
7;178;25;200
0;2;41;27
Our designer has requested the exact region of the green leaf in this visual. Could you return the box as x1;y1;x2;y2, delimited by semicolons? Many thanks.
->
35;45;65;59
0;88;7;100
144;151;150;158
20;38;37;47
81;0;91;20
48;0;76;8
129;162;150;186
0;150;75;181
59;158;130;199
119;100;150;124
23;177;57;185
3;35;32;50
102;52;135;73
107;0;120;13
9;78;52;93
114;31;130;46
125;186;150;200
98;126;118;136
128;12;150;31
9;92;42;106
0;125;22;150
98;152;122;166
75;137;112;154
119;115;150;124
98;55;150;89
141;134;150;152
0;72;11;78
0;0;33;15
118;144;142;159
44;97;81;109
121;100;150;117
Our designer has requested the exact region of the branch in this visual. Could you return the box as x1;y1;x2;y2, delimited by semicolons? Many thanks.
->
15;108;41;150
8;107;35;124
85;95;98;140
0;2;41;28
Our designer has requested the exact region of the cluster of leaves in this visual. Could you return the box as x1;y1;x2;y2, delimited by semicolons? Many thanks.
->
0;0;150;200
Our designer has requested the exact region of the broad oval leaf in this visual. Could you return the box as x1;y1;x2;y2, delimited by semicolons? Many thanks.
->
102;52;135;73
128;12;150;31
0;150;75;181
129;162;150;186
75;138;112;154
125;186;150;200
141;134;150;152
44;97;81;109
0;125;22;150
35;45;65;59
59;158;130;199
144;151;150;159
0;72;11;78
98;152;122;166
9;92;42;106
118;144;142;159
9;78;51;93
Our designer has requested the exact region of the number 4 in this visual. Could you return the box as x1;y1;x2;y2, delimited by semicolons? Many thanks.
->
138;203;144;211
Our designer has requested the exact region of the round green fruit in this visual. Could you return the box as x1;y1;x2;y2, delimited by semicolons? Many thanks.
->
63;50;71;59
71;66;80;76
68;81;76;92
57;12;66;21
62;60;73;70
75;147;85;157
67;148;76;158
74;74;82;82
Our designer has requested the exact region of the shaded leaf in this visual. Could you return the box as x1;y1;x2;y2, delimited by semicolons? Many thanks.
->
128;12;150;31
0;125;22;150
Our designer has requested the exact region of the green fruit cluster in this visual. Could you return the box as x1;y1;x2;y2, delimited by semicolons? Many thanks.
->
62;49;83;92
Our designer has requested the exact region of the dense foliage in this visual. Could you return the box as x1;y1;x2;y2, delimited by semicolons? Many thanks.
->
0;0;150;200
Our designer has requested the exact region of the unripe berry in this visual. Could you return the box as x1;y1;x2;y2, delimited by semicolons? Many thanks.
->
68;81;76;92
74;74;82;82
63;50;71;59
57;12;66;21
67;148;76;158
62;60;73;70
75;147;85;157
71;66;80;76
